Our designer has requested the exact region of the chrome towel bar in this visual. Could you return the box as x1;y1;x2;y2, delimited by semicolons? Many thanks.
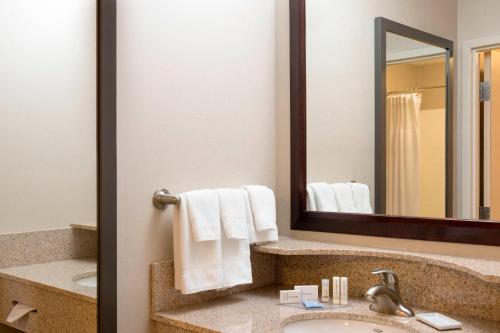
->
153;189;180;209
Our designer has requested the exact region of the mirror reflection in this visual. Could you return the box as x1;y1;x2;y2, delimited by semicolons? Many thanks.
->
0;1;98;331
386;33;447;218
305;0;500;223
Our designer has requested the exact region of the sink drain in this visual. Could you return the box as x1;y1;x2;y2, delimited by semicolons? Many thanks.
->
373;329;383;333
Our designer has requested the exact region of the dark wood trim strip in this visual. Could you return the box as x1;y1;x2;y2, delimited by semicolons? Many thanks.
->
97;0;117;331
289;3;500;246
290;0;307;228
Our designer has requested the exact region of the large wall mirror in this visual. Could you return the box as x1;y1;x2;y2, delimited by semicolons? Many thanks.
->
0;0;116;331
290;0;500;246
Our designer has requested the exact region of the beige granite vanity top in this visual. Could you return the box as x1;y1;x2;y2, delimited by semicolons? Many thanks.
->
70;223;97;231
0;258;96;303
253;237;500;284
153;285;500;333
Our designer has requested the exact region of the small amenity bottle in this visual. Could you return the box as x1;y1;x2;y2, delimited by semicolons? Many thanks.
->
321;279;329;302
340;277;349;305
332;276;340;305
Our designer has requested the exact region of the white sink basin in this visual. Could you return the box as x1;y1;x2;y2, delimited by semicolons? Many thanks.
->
73;271;97;288
282;319;410;333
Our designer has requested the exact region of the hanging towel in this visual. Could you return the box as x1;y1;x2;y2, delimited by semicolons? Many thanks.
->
350;182;373;214
244;191;278;244
185;189;221;242
308;183;338;212
215;188;249;240
331;183;357;213
242;185;277;231
173;194;224;294
221;227;253;288
306;185;317;211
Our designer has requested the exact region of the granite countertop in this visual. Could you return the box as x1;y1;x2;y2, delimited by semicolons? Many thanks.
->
253;237;500;284
0;258;97;303
70;223;97;231
153;285;500;333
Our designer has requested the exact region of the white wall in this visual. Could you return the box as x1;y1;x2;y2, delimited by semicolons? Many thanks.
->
0;0;96;233
117;1;276;332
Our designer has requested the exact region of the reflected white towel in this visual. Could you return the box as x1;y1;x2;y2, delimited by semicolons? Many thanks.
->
244;191;278;244
331;183;357;213
185;189;221;242
174;194;224;294
308;183;338;212
216;188;249;240
306;185;317;211
350;182;373;213
242;185;277;231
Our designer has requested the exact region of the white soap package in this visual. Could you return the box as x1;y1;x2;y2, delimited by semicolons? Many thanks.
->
294;285;319;301
416;313;462;331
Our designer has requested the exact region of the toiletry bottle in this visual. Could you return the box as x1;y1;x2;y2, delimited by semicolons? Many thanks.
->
332;276;340;305
340;277;348;305
321;279;329;303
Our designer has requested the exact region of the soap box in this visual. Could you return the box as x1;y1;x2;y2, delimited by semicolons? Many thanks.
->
280;290;301;304
294;285;319;301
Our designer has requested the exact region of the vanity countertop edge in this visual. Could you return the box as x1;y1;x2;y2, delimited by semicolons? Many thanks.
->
252;237;500;284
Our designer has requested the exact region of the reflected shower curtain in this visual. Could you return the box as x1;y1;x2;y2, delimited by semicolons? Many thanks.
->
386;93;422;216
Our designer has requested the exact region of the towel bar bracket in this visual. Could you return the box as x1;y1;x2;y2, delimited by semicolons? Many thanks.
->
153;189;180;209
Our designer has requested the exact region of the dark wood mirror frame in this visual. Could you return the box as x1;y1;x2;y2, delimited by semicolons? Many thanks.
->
289;0;500;247
98;0;116;331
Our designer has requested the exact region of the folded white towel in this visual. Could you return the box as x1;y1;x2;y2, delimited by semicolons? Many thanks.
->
306;185;317;211
308;183;338;212
215;188;249;240
244;191;279;244
331;183;357;213
350;182;373;214
185;189;221;242
174;194;224;294
242;185;277;231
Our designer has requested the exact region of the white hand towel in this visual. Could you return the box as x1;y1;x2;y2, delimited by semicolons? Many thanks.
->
331;183;357;213
242;185;277;232
215;188;249;240
306;185;317;211
174;194;224;294
244;191;278;244
350;182;373;214
308;182;338;212
185;189;221;242
221;226;253;288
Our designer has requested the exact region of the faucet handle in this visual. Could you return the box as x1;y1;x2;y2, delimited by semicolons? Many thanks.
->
371;269;400;293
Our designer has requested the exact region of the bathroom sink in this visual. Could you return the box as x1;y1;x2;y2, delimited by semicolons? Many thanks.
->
282;319;410;333
73;271;97;288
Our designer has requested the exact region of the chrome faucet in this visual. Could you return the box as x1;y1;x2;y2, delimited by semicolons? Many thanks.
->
365;268;415;317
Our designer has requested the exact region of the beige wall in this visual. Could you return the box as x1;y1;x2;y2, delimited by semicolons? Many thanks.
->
0;0;97;234
117;1;276;332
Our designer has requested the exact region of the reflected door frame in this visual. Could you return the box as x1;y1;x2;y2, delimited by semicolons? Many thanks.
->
461;36;500;220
